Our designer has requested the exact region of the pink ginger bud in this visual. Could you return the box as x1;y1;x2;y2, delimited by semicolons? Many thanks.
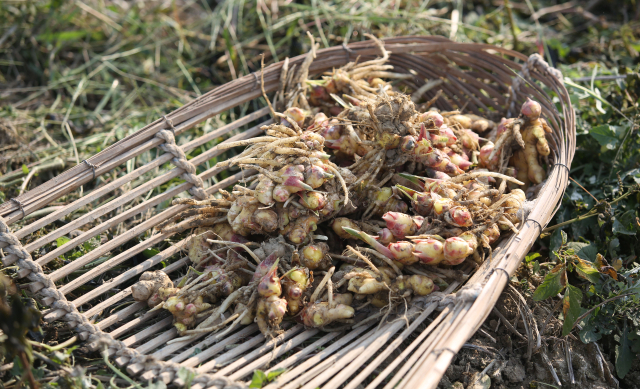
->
521;98;542;119
483;224;501;244
255;178;275;205
184;303;197;316
382;212;418;239
342;227;395;260
413;238;445;265
460;129;479;150
377;228;395;245
443;237;473;265
400;135;416;153
299;191;327;211
479;142;499;169
439;126;457;146
426;168;451;180
432;193;454;215
406;274;435;296
258;258;281;297
304;165;333;189
273;184;291;202
419;111;444;128
282;176;313;192
429;133;450;146
253;252;279;282
309;86;329;106
496;118;513;137
447;206;473;227
448;153;472;170
388;242;418;265
282;107;307;127
318;122;342;140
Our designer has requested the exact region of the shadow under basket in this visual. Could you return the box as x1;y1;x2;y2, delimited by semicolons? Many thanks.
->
0;36;575;389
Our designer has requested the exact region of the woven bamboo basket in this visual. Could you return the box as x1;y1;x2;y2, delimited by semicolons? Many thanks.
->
0;36;575;389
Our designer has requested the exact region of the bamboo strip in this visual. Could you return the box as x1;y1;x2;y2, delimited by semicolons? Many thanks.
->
377;307;454;389
327;272;466;389
57;233;169;291
83;256;189;318
12;107;269;245
299;321;409;389
151;331;210;361
195;323;302;373
362;306;448;389
108;311;167;340
401;302;474;389
52;169;248;288
172;324;259;364
6;120;269;268
94;302;147;330
260;331;342;378
135;327;178;354
220;329;320;379
264;321;378;389
338;305;438;389
276;325;384;389
122;317;174;347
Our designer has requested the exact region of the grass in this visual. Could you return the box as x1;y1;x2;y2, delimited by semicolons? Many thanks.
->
1;0;640;388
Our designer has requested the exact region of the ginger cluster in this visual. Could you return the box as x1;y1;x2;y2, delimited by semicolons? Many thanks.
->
132;36;551;337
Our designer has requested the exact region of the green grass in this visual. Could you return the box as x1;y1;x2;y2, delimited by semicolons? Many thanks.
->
1;0;640;387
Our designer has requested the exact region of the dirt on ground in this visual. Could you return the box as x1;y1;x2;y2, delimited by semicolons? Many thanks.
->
437;285;624;389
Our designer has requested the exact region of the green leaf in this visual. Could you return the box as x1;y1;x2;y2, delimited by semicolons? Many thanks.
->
574;257;601;284
561;230;568;245
21;164;29;175
526;252;541;263
565;242;597;262
267;368;286;381
143;248;160;258
612;210;637;235
533;263;567;301
562;285;583;336
249;370;268;388
578;310;601;343
590;124;619;150
177;367;194;387
56;236;71;247
622;168;640;184
147;381;167;389
550;229;564;259
615;323;633;379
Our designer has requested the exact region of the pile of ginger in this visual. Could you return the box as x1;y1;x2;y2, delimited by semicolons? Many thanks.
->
131;36;552;338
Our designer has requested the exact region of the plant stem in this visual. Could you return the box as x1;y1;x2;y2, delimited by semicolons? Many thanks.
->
542;211;597;233
571;293;632;330
543;188;639;233
102;348;145;389
504;0;518;51
28;336;77;352
19;351;39;389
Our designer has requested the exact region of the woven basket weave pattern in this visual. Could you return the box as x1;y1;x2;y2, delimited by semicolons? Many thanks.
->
0;36;575;389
